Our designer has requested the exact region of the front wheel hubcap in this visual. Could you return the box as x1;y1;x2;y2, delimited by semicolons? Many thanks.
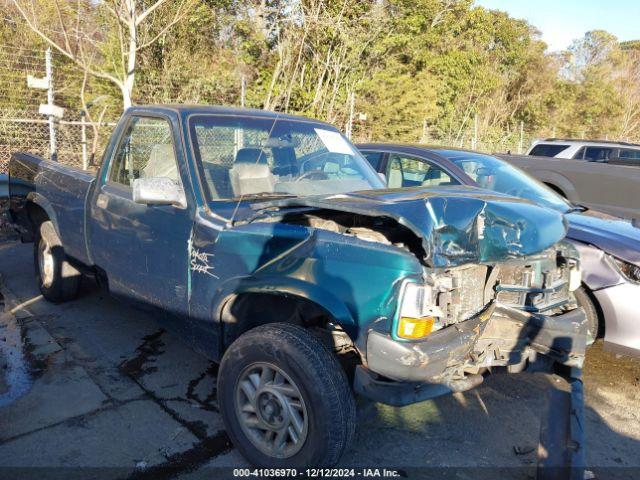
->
235;362;308;458
38;238;54;287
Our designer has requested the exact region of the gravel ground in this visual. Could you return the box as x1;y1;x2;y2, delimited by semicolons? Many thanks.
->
0;239;638;479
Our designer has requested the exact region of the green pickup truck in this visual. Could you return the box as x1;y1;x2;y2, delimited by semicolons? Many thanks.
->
8;105;586;467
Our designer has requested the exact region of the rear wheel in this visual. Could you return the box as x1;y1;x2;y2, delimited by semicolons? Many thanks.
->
217;323;356;467
34;220;80;303
574;286;600;344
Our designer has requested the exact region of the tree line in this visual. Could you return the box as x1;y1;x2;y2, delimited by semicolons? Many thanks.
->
2;0;640;145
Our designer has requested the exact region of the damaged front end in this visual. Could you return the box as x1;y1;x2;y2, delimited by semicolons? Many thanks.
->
355;244;586;406
245;187;587;406
353;241;586;407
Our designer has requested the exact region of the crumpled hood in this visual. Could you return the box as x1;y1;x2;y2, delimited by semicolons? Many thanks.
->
567;211;640;266
254;186;568;268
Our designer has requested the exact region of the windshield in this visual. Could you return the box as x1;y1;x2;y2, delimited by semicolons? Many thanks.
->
189;114;384;201
437;150;573;213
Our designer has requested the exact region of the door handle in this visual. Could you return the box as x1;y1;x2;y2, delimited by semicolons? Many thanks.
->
96;193;109;209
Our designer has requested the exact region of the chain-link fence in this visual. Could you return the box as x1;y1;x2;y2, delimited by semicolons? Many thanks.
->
0;116;116;173
0;45;117;174
2;44;631;176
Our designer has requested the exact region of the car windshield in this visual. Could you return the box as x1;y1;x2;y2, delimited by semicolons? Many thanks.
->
189;114;384;201
437;150;573;213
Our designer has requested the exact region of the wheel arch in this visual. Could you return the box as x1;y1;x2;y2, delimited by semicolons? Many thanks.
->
214;280;357;352
527;170;579;202
22;194;59;242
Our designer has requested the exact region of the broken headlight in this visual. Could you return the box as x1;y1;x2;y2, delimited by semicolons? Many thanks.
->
395;282;444;340
609;255;640;284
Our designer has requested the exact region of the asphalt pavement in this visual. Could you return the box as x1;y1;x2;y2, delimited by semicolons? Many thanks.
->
0;239;638;479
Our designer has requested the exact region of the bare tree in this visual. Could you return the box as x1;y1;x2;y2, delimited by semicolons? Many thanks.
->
11;0;195;109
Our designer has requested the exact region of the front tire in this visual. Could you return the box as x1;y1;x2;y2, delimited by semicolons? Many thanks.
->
218;323;356;468
34;220;80;303
574;286;600;343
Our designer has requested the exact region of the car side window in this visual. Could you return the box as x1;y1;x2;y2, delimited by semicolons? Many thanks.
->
386;154;458;188
109;116;179;187
572;147;585;160
583;147;612;162
362;151;383;170
619;149;640;161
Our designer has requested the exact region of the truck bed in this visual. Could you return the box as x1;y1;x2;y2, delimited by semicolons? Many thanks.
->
9;153;95;264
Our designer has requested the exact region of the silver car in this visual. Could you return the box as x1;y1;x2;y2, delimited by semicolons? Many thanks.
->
358;144;640;357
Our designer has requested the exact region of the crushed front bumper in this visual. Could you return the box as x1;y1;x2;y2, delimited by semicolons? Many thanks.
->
354;303;587;406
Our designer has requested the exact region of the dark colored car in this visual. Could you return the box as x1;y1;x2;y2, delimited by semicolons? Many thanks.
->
358;143;640;357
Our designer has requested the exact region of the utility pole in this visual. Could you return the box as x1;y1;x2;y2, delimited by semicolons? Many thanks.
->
81;111;88;170
28;48;64;161
234;74;247;156
45;49;56;160
420;119;429;144
518;121;524;154
240;74;246;108
471;113;478;150
346;91;355;139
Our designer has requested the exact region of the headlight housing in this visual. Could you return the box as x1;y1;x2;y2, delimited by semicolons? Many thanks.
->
609;255;640;284
395;282;444;340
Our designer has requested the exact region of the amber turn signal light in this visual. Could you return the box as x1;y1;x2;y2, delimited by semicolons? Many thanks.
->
397;316;435;340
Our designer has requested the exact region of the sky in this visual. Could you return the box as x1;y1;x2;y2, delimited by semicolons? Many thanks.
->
475;0;640;51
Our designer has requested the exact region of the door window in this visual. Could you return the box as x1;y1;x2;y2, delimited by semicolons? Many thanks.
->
528;144;570;157
361;151;384;170
583;147;612;162
109;116;179;186
619;149;640;162
386;154;458;188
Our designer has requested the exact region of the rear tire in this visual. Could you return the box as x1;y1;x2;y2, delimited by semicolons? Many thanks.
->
217;323;356;468
34;220;80;303
574;286;600;344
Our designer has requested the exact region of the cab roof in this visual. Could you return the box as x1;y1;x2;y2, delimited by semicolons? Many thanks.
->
127;104;328;125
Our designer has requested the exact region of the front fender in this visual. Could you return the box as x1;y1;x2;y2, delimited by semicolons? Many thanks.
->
212;274;356;328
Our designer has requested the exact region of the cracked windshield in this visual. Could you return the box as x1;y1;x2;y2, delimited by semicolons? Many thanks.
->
189;115;384;200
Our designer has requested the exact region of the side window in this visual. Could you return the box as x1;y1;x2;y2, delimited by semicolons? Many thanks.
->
109;116;179;187
584;147;612;162
361;151;383;170
529;144;570;157
386;154;458;188
572;147;585;160
619;149;640;160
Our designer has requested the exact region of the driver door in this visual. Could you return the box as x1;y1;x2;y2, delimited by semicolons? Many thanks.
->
89;114;193;316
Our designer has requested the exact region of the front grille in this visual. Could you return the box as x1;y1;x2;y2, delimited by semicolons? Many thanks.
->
437;264;489;324
495;248;571;313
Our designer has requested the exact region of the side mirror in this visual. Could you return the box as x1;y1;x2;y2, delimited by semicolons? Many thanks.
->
378;172;387;184
132;177;186;208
